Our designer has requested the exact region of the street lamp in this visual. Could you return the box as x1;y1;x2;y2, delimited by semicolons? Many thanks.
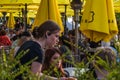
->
22;3;28;31
70;0;82;54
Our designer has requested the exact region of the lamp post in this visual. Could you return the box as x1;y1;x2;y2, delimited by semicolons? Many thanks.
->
22;3;28;31
64;4;67;35
70;0;82;54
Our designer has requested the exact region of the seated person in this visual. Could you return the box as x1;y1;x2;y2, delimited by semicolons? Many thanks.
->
42;47;77;80
0;30;12;46
59;35;74;68
42;47;68;77
14;31;32;56
89;47;116;80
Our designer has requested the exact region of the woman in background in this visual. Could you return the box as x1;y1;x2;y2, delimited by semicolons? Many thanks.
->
42;47;77;80
42;47;67;77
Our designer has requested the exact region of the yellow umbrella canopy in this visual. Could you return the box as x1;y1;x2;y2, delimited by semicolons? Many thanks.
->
0;0;40;4
57;0;69;4
80;0;118;42
32;0;64;33
57;0;74;16
114;0;120;13
0;0;39;13
59;6;74;16
0;13;3;17
0;0;13;4
7;12;15;29
13;0;40;3
114;0;120;6
12;11;36;18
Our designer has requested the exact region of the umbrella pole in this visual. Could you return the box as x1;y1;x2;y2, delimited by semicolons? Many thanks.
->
71;0;82;54
24;3;27;31
74;9;79;54
22;4;28;31
64;4;67;35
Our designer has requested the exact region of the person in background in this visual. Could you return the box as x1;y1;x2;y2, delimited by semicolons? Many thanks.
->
42;47;68;77
59;35;74;68
14;31;32;56
11;28;23;49
14;18;24;31
0;21;8;31
68;29;86;54
89;47;116;80
0;30;12;46
11;29;21;42
7;29;16;39
14;20;63;80
42;47;77;80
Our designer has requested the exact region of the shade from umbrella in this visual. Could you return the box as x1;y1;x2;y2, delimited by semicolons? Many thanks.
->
32;0;64;33
80;0;118;42
7;12;15;29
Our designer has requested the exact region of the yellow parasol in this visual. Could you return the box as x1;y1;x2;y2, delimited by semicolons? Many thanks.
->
0;13;3;17
32;0;64;33
13;0;40;3
59;6;74;16
80;0;118;42
7;12;15;29
114;0;120;13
